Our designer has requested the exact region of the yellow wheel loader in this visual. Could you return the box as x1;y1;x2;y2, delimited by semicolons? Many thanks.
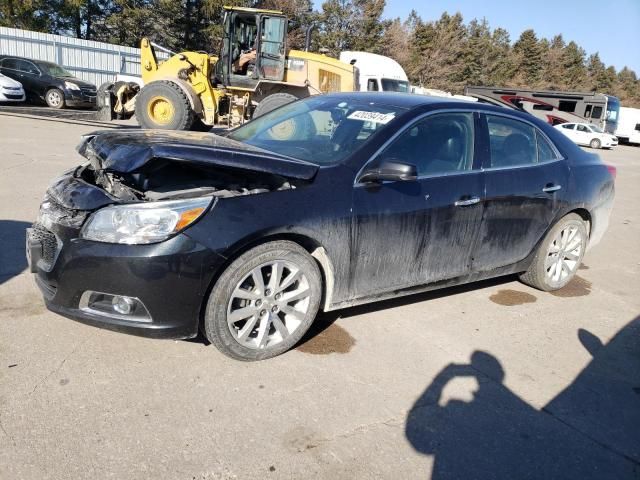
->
134;6;358;130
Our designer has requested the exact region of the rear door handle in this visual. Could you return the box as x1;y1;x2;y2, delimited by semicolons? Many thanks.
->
543;184;562;193
455;196;481;207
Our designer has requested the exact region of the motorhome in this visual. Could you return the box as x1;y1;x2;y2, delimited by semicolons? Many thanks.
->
339;51;409;93
615;106;640;144
464;86;620;134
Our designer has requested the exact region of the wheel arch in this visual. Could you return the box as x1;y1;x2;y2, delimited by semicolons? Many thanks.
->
197;231;336;330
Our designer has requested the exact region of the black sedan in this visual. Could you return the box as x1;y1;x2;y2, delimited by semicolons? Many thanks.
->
28;93;615;360
0;55;96;108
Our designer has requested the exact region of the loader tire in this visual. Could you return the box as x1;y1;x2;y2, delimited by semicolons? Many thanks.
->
135;80;194;130
253;93;298;118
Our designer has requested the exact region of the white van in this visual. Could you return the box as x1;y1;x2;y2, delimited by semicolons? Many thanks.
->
615;106;640;145
339;51;409;93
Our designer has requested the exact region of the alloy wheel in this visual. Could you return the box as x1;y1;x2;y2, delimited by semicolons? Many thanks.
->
47;91;62;107
227;260;311;349
545;225;583;284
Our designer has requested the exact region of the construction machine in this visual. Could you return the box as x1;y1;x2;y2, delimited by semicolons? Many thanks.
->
129;6;357;130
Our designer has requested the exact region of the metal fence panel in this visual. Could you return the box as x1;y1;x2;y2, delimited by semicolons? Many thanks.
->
0;27;168;87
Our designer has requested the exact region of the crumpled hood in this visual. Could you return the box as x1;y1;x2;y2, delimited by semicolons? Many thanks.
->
77;130;319;181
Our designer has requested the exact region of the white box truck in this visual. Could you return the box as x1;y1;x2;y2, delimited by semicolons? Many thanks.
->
339;51;409;93
615;106;640;145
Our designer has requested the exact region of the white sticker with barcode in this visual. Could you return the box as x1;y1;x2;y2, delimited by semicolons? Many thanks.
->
347;111;396;124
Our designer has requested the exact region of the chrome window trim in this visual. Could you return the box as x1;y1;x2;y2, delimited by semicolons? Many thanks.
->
354;108;477;187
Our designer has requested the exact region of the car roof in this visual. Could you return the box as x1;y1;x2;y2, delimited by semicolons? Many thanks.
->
321;91;546;122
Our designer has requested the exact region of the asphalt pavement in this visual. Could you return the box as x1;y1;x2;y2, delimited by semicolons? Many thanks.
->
1;113;638;479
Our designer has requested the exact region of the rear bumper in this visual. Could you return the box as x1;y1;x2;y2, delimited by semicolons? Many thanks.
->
31;229;226;339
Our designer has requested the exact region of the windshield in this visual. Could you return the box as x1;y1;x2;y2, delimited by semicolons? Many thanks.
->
381;79;410;93
228;96;407;165
37;62;74;77
605;96;620;124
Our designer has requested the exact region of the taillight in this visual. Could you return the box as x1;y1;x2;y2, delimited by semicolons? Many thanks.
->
606;164;617;180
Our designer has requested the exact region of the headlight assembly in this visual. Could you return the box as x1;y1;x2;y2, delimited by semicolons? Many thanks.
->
64;81;81;91
80;197;213;244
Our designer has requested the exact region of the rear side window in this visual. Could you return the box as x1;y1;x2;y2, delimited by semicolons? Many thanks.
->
561;124;575;130
536;132;559;162
1;58;19;69
487;115;537;167
379;112;474;176
577;125;590;133
487;115;560;166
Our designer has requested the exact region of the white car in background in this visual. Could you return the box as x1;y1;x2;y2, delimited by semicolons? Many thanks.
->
0;72;26;102
555;122;618;149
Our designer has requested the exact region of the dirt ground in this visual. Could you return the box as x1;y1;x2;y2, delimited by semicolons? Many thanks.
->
1;113;638;479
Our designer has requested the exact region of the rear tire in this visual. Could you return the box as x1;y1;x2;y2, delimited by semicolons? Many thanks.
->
45;88;65;109
135;80;194;130
519;213;588;291
204;241;322;361
253;92;298;118
590;138;602;149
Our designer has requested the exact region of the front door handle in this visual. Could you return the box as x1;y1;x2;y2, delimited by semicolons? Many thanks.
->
543;184;562;193
455;196;481;207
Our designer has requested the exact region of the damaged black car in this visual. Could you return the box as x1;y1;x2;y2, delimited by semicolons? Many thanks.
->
28;93;615;360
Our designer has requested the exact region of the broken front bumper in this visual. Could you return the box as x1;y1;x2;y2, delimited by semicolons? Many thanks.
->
28;222;225;339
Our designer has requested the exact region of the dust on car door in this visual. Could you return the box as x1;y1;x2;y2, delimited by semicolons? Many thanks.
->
472;113;569;272
349;111;484;298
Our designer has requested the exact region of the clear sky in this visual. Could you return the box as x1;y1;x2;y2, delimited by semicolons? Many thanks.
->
383;0;640;74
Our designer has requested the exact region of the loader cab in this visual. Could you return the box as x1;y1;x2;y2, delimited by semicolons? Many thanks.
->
217;7;287;88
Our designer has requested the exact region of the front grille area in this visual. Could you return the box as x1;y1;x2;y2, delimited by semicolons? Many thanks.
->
80;86;97;96
30;223;60;270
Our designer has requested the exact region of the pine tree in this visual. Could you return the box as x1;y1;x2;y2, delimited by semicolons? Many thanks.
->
513;29;544;86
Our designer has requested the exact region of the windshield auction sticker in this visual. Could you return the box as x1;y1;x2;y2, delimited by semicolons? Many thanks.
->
347;111;396;124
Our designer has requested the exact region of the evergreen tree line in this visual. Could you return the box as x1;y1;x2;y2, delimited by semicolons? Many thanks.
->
1;0;638;107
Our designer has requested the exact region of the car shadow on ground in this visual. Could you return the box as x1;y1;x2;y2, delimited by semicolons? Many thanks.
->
0;220;32;286
405;316;640;479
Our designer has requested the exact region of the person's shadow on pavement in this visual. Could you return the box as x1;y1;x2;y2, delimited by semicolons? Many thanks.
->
405;322;639;480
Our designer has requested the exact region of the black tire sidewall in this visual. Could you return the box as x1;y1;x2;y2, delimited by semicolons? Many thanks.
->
204;241;322;361
253;92;298;118
135;81;194;130
45;88;65;109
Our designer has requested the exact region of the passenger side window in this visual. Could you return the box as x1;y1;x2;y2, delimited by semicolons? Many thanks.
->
17;60;38;75
367;79;379;91
577;125;589;133
379;112;474;176
561;124;574;130
487;115;537;167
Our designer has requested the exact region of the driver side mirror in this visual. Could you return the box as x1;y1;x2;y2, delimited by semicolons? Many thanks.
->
358;159;418;184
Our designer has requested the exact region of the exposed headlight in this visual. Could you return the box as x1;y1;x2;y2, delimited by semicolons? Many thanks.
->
80;197;213;244
64;81;81;90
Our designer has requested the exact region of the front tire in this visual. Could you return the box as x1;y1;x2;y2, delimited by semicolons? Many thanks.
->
204;241;322;361
135;80;194;130
45;88;65;109
519;213;588;291
590;138;602;149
